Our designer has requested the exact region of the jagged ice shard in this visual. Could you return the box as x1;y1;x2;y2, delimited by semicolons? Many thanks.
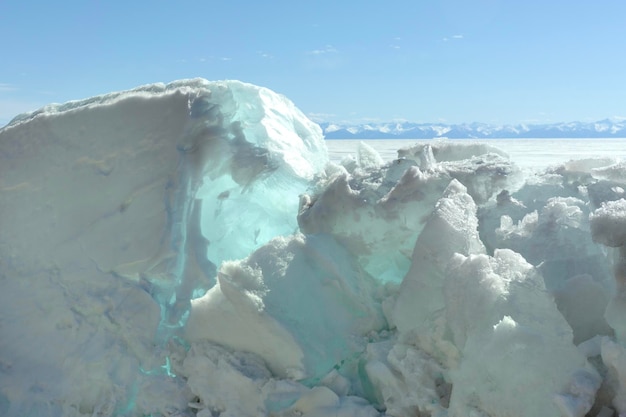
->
1;79;626;417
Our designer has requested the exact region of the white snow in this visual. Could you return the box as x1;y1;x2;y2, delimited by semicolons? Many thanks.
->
1;79;626;417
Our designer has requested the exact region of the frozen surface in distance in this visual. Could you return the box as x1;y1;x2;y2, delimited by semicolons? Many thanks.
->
2;79;626;417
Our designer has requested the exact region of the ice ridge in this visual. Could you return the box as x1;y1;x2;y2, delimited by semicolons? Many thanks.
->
1;79;626;417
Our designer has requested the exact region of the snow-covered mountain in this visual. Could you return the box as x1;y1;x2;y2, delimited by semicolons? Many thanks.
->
320;119;626;139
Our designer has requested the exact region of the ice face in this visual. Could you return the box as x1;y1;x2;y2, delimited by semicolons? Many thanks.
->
2;79;626;417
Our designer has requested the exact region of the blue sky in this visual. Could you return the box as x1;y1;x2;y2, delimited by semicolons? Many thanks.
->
2;0;626;127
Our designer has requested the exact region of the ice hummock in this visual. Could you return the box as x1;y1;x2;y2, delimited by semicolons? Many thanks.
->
1;79;626;417
0;79;327;416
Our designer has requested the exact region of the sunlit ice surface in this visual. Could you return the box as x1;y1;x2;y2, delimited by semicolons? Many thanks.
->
1;79;625;417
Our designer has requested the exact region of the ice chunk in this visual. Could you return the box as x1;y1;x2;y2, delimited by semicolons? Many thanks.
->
340;153;358;172
361;341;449;416
452;313;599;417
445;250;575;346
553;274;613;344
185;258;306;379
590;200;626;345
398;140;509;162
393;179;485;326
392;180;485;366
182;341;379;417
562;158;619;174
446;251;601;417
590;199;626;248
484;195;614;342
438;153;523;204
298;162;444;282
588;180;626;209
507;170;586;214
183;341;272;416
181;80;327;271
396;143;436;170
357;141;384;170
400;142;522;204
495;197;611;286
185;234;385;380
0;79;326;416
551;158;619;186
601;337;626;414
299;147;518;283
592;161;626;183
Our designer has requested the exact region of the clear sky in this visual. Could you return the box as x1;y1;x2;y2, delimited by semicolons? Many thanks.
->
2;0;626;127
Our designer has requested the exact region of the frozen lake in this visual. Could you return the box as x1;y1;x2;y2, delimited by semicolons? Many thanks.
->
326;138;626;169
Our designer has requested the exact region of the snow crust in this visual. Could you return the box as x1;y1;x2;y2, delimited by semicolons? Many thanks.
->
2;79;626;417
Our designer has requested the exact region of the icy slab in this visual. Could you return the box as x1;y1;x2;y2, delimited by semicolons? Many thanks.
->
392;179;485;364
446;251;600;417
0;79;326;416
185;234;385;380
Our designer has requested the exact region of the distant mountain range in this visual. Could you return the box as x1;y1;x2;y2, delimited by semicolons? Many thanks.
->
319;119;626;139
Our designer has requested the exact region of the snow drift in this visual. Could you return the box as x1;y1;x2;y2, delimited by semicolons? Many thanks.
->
1;79;626;417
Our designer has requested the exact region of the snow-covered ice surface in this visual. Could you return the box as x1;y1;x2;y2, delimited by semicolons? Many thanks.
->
1;80;626;417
